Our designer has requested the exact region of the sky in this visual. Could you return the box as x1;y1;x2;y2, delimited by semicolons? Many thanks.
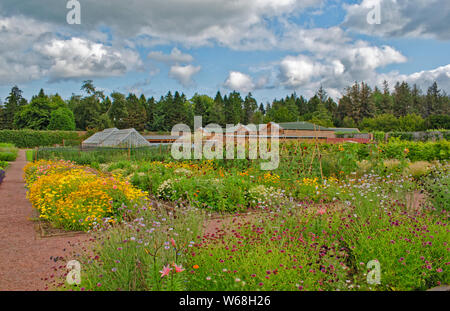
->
0;0;449;104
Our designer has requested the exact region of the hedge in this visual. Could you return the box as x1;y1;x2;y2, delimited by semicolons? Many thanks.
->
379;139;450;161
0;130;82;148
388;130;450;142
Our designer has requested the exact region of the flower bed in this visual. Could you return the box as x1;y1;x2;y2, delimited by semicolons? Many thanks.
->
0;160;8;185
24;160;149;231
0;169;5;185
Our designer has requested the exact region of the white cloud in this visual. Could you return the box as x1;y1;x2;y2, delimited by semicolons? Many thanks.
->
0;15;141;84
169;64;201;87
0;16;52;83
343;0;450;40
34;38;142;81
224;71;256;92
262;22;408;94
0;0;323;50
376;64;450;93
278;55;325;88
148;48;194;64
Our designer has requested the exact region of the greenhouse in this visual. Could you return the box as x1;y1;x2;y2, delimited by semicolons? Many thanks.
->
82;128;151;148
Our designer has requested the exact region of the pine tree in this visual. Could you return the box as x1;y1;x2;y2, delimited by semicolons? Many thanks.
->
242;93;258;125
2;86;27;129
393;81;412;117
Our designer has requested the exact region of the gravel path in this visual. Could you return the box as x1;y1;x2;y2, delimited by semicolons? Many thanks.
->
0;150;87;291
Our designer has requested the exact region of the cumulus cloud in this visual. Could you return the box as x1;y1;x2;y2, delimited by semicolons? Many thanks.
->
0;16;52;83
0;0;323;49
169;64;201;87
34;38;142;82
148;48;194;64
0;0;448;98
278;55;326;88
224;71;256;92
277;43;407;91
342;0;450;40
376;64;450;93
0;15;141;84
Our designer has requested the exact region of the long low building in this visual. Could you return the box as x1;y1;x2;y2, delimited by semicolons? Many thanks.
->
198;121;356;140
100;122;368;145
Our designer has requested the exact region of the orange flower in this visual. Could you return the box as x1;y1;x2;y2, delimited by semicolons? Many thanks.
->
193;264;199;269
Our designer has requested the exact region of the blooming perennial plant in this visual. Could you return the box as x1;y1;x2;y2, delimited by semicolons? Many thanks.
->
24;160;149;231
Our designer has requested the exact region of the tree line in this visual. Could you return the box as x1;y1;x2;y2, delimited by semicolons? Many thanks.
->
0;80;449;132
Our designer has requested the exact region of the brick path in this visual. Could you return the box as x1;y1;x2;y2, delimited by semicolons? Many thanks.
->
0;150;87;291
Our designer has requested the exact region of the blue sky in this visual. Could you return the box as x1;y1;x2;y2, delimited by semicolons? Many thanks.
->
0;0;449;103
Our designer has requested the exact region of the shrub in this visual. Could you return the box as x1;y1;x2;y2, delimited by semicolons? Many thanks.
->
47;108;76;131
0;152;17;161
0;130;81;148
0;143;18;161
379;139;450;161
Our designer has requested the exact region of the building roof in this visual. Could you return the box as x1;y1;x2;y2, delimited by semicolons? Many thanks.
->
328;127;360;133
278;121;332;131
144;135;181;140
82;128;151;147
82;128;118;145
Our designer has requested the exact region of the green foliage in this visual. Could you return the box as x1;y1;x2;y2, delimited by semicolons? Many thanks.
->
398;113;426;131
36;145;172;164
360;113;399;131
47;108;76;130
13;91;67;130
0;143;18;161
0;130;80;148
25;150;35;162
425;114;450;130
2;80;449;134
423;163;450;211
0;86;28;129
0;160;9;169
379;139;450;161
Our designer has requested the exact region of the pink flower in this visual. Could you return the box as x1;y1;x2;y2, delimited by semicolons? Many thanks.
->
437;268;443;273
317;207;326;215
159;265;172;278
172;263;185;273
170;238;176;248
